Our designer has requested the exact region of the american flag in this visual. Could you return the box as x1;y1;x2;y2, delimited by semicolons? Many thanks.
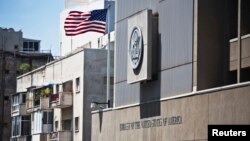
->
64;9;107;36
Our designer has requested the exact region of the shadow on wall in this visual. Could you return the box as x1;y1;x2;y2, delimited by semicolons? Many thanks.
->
98;110;103;132
140;14;161;119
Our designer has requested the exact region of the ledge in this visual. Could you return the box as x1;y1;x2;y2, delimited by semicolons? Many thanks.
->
92;81;250;114
229;34;250;42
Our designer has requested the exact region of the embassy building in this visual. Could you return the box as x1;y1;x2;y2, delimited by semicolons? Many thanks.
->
91;0;250;141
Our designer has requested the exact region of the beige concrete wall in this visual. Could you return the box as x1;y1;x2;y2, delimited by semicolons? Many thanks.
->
53;108;61;131
92;85;250;141
16;51;84;141
16;46;111;141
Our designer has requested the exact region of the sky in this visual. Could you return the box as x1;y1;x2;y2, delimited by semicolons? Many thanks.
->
0;0;64;56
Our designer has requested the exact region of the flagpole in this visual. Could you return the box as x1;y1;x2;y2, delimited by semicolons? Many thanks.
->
106;2;111;108
71;36;73;52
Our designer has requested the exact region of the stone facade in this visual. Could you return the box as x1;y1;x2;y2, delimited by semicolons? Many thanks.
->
92;84;250;141
91;0;250;141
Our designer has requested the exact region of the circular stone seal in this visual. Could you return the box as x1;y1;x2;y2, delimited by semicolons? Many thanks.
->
128;26;143;70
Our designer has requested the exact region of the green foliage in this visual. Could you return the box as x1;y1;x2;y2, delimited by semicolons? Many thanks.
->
34;92;41;101
33;87;52;101
41;87;52;97
19;63;30;71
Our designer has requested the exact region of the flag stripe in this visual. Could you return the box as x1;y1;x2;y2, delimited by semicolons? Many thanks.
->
69;11;86;14
65;27;105;33
64;28;105;35
65;21;83;24
66;29;105;36
65;24;106;31
64;21;106;28
68;14;90;17
65;25;106;32
66;18;89;21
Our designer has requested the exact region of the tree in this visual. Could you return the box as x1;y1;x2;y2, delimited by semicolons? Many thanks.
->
19;63;30;73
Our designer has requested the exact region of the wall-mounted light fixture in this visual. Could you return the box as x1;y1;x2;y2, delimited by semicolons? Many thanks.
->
90;100;110;109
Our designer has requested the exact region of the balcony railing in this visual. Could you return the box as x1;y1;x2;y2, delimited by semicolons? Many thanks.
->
11;104;28;117
50;93;59;102
50;92;72;108
49;131;72;141
26;97;50;113
10;135;32;141
12;105;19;112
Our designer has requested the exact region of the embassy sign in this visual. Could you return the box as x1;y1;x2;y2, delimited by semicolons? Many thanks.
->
128;26;143;70
127;9;153;84
120;116;182;131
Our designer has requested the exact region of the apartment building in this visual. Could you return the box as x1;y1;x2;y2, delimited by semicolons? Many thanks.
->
11;32;114;141
91;0;250;141
0;27;53;141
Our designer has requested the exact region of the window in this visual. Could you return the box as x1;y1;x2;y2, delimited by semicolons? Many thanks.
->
4;96;9;101
43;111;53;124
62;119;71;131
12;116;21;136
5;70;9;74
16;71;20;75
23;42;28;51
34;42;39;51
62;81;73;92
21;116;30;135
29;42;33;50
31;114;34;121
12;95;19;105
55;121;58;131
34;92;40;106
12;95;20;111
14;45;18;50
23;41;39;51
75;117;79;131
75;77;80;93
22;94;26;103
12;116;30;137
56;84;60;93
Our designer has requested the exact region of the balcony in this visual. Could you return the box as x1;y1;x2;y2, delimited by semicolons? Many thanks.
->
11;116;31;141
50;92;73;108
229;34;250;71
29;133;50;141
11;93;28;117
11;104;28;117
26;86;52;113
10;135;32;141
49;131;72;141
26;97;50;113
